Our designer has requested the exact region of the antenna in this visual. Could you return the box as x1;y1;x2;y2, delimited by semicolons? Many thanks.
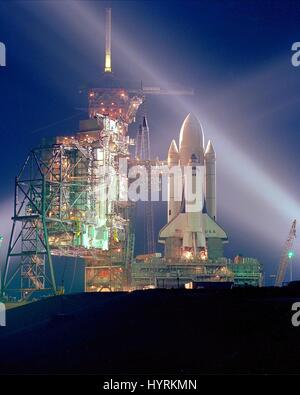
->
104;8;112;73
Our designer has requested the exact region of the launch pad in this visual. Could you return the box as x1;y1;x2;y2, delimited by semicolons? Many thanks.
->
0;8;263;299
132;256;262;289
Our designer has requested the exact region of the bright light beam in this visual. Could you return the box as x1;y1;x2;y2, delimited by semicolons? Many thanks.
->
22;0;300;247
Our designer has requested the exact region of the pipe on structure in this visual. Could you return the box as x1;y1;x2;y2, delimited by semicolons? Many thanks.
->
104;8;112;73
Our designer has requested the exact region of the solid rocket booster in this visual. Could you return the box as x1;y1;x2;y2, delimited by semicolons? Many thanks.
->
205;140;216;220
167;139;180;222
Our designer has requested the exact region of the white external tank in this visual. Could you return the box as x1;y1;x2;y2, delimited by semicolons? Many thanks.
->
179;113;204;166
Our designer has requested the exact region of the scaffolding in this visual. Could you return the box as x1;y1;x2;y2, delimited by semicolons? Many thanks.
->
1;149;57;299
1;85;144;298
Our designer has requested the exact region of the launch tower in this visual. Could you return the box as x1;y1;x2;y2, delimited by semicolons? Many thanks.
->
1;8;144;298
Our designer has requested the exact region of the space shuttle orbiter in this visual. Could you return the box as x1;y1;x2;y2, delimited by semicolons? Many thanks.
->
158;113;228;260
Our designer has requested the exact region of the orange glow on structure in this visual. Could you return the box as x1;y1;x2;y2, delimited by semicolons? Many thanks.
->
183;250;193;260
199;249;207;260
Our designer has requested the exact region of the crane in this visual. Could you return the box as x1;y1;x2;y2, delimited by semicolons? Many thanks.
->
275;219;296;287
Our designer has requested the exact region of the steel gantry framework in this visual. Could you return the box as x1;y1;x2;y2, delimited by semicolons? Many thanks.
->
1;108;143;298
1;149;58;299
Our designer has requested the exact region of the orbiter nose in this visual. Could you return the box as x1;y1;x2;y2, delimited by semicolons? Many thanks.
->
179;113;204;165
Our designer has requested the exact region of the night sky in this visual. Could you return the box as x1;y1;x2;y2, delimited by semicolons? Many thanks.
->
1;0;300;285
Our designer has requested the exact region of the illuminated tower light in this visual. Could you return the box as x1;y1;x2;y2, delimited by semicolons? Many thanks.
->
104;8;112;73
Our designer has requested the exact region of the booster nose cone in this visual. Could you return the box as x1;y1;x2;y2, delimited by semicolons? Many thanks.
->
205;140;216;159
168;139;179;155
179;113;204;165
168;139;179;166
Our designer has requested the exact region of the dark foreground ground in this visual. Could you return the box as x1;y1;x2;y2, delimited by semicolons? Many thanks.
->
0;287;300;374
